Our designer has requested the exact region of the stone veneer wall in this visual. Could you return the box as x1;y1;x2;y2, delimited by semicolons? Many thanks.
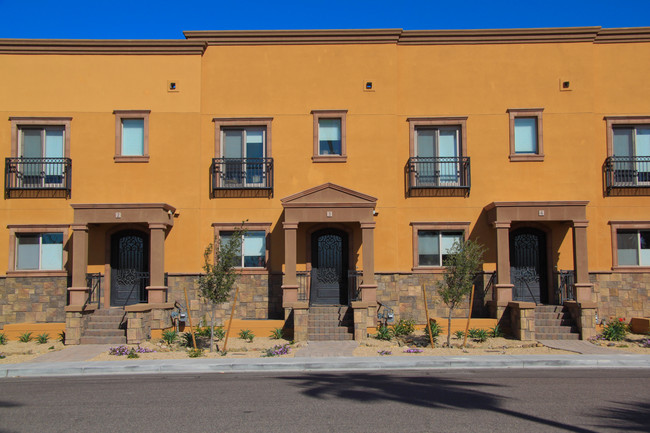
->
165;273;283;326
0;276;68;328
374;272;492;324
590;272;650;321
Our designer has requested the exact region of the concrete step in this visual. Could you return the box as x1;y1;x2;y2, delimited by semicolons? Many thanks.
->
82;329;126;337
536;333;580;340
535;305;563;312
80;336;126;345
535;318;574;327
90;309;125;317
536;325;577;334
85;323;124;330
308;334;354;341
535;312;571;320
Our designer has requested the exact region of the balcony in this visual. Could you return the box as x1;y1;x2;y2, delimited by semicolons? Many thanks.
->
407;156;470;197
5;157;71;198
211;157;273;198
604;156;650;195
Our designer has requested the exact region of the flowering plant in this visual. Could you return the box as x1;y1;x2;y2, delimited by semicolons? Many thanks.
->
109;345;156;356
601;317;629;341
263;344;291;357
404;348;423;353
378;350;392;356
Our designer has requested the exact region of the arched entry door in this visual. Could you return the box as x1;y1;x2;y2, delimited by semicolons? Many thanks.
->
310;229;349;305
110;230;149;307
510;227;547;304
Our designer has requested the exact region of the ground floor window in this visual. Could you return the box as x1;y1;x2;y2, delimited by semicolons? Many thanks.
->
411;222;470;271
16;232;64;270
418;231;464;266
616;229;650;266
220;231;266;268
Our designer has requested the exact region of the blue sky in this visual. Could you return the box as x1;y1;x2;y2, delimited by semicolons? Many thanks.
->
1;0;648;39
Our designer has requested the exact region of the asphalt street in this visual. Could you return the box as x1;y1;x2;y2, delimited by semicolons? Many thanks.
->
1;368;649;432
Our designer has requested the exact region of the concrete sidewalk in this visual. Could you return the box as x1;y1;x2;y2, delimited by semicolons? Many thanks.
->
2;353;649;378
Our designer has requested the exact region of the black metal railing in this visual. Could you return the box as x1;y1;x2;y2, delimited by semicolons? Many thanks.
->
211;158;273;191
85;272;102;309
555;270;575;304
5;157;71;195
348;270;362;302
605;156;650;193
297;271;310;301
407;156;470;191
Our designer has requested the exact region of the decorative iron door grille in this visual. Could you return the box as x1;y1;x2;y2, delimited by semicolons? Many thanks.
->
310;229;348;305
110;230;149;307
510;228;547;304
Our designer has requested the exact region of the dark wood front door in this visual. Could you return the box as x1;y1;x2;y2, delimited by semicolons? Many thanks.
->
510;228;547;304
310;229;348;305
110;230;149;307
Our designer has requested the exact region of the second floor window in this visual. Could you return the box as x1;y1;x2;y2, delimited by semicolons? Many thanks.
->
312;110;347;162
508;108;544;161
416;126;460;185
222;127;267;186
613;126;650;183
114;110;150;162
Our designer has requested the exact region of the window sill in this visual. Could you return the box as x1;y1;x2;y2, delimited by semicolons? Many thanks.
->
611;266;650;273
411;267;447;274
509;154;544;162
235;268;269;275
312;155;347;163
114;155;150;163
6;270;67;277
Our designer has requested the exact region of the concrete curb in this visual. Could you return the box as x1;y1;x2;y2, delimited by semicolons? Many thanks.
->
2;354;650;378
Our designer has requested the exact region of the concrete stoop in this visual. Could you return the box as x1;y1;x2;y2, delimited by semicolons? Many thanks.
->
535;305;580;340
80;309;126;345
308;305;354;341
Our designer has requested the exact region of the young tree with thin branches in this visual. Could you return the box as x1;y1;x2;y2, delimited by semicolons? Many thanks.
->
437;239;485;347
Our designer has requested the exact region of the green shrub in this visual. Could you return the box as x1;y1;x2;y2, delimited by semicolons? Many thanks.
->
58;331;65;343
426;320;442;344
181;332;196;347
468;328;488;342
162;330;178;345
0;333;7;345
188;348;204;358
391;319;416;337
490;324;504;338
18;332;32;343
195;326;211;338
127;348;139;359
214;326;226;341
375;324;392;341
239;329;254;342
602;318;629;341
454;330;465;339
270;328;284;340
36;333;49;344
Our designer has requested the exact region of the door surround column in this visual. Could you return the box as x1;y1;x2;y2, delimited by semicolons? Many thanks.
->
68;223;89;306
281;222;299;307
147;222;167;304
572;220;594;303
493;221;513;304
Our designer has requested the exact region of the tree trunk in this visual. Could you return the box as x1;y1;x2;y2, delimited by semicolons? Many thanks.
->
210;306;216;352
447;308;453;347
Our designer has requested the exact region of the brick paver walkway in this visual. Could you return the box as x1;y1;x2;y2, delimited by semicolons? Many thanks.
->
538;340;633;355
293;341;358;357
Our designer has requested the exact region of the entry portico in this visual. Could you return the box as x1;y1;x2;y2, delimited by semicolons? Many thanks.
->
281;183;377;340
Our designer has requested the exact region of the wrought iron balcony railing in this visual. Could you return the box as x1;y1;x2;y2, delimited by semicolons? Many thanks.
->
604;156;650;193
407;156;470;192
211;158;273;192
5;157;72;196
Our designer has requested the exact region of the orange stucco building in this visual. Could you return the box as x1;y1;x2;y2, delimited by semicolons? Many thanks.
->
1;27;649;343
